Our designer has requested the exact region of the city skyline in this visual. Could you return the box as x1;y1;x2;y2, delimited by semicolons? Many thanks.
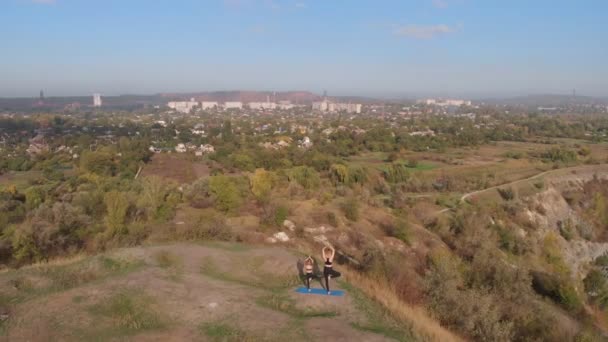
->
1;0;607;97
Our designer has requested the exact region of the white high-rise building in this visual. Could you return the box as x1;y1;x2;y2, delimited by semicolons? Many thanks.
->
224;101;243;109
312;100;361;114
201;101;219;110
168;99;199;113
93;93;102;107
418;98;471;107
249;102;277;110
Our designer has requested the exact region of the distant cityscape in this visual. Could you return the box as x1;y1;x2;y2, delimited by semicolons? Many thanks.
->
1;90;607;116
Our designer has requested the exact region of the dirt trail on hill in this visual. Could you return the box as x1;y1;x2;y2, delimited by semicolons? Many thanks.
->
433;164;608;216
0;243;416;342
461;164;608;202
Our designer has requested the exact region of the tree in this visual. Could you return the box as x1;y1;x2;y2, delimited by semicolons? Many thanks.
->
330;164;349;184
24;186;44;211
80;150;116;176
104;191;129;236
222;120;233;141
208;176;242;213
136;176;179;222
383;162;409;183
287;166;320;189
250;169;276;205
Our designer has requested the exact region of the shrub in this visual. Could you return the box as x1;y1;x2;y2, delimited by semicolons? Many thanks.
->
425;250;515;341
80;150;116;177
273;206;289;227
504;151;523;159
382;163;409;183
578;146;591;157
24;186;45;211
249;168;276;204
380;219;410;245
406;159;418;168
583;269;606;297
558;220;574;241
286;166;320;189
541;147;578;164
184;178;213;208
531;271;582;313
558;284;583;313
497;187;515;201
327;212;338;227
594;253;608;267
195;211;232;241
104;191;130;237
341;198;359;221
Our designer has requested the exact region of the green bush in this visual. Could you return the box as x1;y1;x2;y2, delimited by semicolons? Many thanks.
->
531;271;583;313
286;166;320;189
274;206;288;227
208;176;242;213
583;269;606;297
381;219;410;245
327;212;338;227
497;187;515;201
382;163;409;183
341;198;359;221
594;253;608;267
196;211;232;241
558;220;574;241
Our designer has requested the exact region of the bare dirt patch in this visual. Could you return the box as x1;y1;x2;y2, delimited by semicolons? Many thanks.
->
140;154;197;183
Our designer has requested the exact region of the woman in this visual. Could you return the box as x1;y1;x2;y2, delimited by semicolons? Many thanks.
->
322;245;341;294
303;256;315;291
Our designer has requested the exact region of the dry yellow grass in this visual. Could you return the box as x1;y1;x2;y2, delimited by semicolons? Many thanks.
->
344;269;466;342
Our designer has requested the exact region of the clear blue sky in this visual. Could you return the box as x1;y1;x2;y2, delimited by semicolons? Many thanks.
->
1;0;607;98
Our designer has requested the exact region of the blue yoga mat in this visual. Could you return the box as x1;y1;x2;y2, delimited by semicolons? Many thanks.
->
295;287;345;296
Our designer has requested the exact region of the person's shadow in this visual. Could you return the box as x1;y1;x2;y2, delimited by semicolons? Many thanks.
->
296;257;325;290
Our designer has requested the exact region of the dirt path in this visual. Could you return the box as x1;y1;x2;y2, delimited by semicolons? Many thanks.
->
432;164;608;216
462;163;608;201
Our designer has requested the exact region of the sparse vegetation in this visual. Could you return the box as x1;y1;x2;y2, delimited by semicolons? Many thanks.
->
88;292;165;335
200;321;254;342
256;293;337;318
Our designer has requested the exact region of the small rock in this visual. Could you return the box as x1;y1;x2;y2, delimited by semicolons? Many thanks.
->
266;237;278;244
313;235;329;244
304;226;332;234
273;232;290;242
283;220;296;231
208;302;218;309
337;233;349;245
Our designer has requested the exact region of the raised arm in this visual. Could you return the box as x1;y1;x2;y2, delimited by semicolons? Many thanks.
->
328;246;335;262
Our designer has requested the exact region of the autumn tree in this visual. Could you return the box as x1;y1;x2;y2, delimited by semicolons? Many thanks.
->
104;191;129;236
250;168;276;205
208;176;242;213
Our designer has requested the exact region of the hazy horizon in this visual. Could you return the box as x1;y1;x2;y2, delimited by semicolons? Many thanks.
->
1;89;605;101
1;0;607;98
